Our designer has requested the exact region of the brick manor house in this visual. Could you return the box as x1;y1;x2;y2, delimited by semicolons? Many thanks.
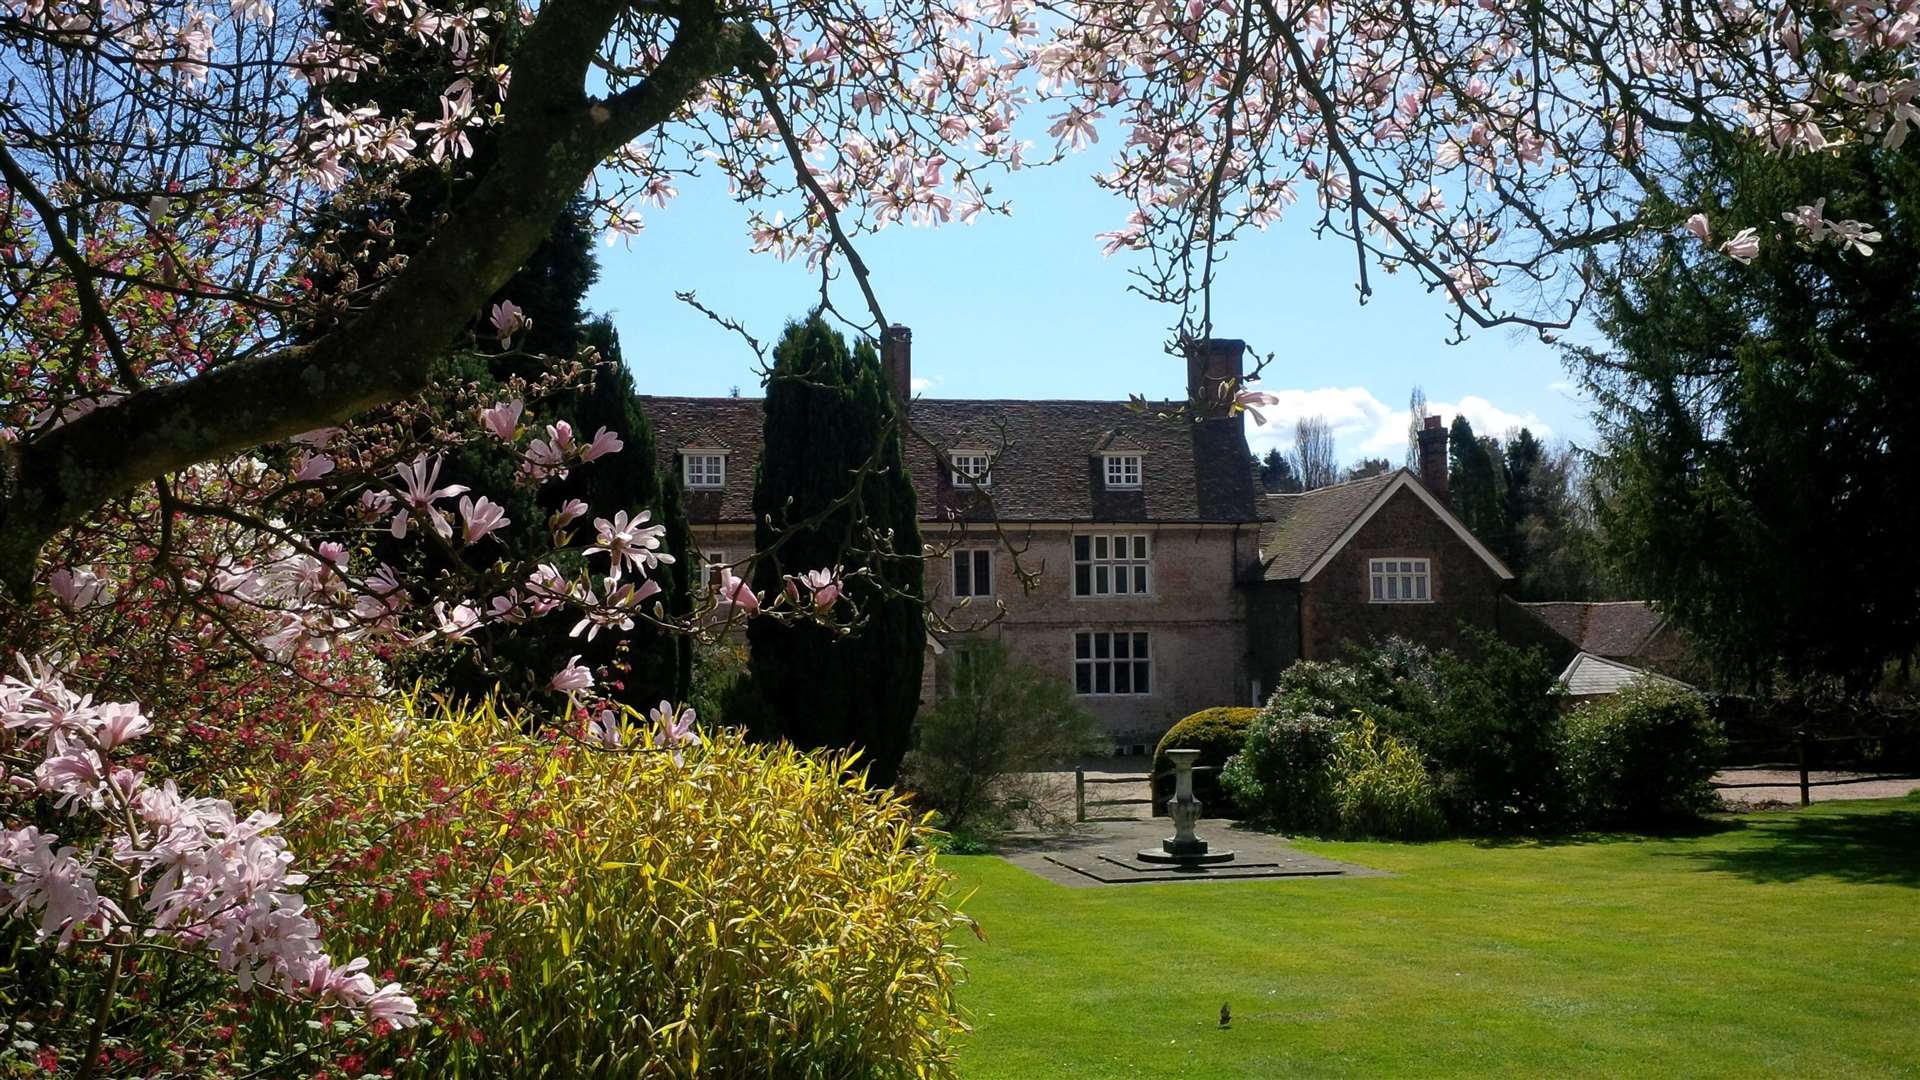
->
646;330;1544;752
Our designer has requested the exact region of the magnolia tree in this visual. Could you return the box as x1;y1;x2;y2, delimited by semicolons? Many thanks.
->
2;0;1917;1061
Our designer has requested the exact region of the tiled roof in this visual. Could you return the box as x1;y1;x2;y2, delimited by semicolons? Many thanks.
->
1255;471;1399;581
1560;652;1690;696
639;396;1261;525
1520;601;1666;659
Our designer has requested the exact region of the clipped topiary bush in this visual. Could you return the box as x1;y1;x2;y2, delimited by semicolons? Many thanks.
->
1566;680;1726;827
1220;704;1342;834
1152;706;1258;817
252;694;970;1079
1329;715;1444;839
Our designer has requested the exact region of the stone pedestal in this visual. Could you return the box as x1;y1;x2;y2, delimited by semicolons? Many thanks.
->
1137;748;1235;865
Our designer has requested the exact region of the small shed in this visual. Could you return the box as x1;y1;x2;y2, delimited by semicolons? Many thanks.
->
1559;651;1691;704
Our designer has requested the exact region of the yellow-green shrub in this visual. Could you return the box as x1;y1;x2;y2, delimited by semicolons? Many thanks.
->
1329;715;1444;839
250;694;969;1079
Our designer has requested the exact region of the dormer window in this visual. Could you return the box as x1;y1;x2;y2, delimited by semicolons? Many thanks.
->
1104;453;1143;489
681;451;727;489
950;450;991;488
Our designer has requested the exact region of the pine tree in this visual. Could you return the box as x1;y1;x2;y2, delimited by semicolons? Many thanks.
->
739;317;926;784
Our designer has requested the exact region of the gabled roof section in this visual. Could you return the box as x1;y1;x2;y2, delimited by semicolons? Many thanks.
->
1560;652;1691;696
639;396;1262;524
1094;429;1150;452
675;426;734;451
1257;469;1514;583
1521;601;1667;659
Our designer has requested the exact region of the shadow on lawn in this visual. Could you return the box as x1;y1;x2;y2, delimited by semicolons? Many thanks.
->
1666;807;1920;887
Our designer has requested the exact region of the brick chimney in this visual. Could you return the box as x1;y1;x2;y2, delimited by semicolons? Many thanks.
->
1417;414;1449;500
1186;338;1246;418
881;324;912;405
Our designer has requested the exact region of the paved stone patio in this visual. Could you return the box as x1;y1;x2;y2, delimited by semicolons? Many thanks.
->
996;818;1383;888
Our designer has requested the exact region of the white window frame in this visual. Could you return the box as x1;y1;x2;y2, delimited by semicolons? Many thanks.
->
951;548;993;599
1103;453;1143;489
1073;630;1153;696
949;449;991;488
681;451;728;489
1368;557;1433;603
1073;533;1152;598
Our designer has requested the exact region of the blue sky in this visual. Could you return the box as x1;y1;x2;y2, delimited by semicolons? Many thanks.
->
587;156;1594;467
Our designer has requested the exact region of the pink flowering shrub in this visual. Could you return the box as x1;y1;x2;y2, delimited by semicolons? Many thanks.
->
240;693;970;1078
0;659;415;1077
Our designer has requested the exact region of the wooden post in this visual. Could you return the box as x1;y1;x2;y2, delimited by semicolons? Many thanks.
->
1075;766;1086;823
1796;729;1811;807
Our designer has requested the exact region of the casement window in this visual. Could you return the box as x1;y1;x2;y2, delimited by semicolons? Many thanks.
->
1103;453;1143;489
682;452;727;489
1369;557;1432;603
1073;533;1151;597
1074;630;1152;695
950;450;991;487
951;548;993;598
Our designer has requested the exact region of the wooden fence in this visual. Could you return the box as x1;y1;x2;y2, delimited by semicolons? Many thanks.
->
1712;731;1920;807
1072;767;1152;822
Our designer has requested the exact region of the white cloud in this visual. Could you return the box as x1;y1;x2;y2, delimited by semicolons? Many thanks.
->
1244;386;1549;463
910;375;940;393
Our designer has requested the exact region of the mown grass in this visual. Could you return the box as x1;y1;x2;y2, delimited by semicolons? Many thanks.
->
946;796;1920;1078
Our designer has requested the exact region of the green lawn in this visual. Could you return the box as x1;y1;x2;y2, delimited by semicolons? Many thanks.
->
945;796;1920;1078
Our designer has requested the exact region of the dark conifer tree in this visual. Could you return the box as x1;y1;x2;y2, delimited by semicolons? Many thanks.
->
737;317;925;785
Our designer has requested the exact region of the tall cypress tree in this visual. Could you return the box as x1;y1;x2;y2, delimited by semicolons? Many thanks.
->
1447;415;1505;544
738;317;925;785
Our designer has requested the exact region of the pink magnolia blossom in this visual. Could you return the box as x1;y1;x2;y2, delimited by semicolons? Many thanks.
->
479;399;524;441
1684;213;1712;242
392;455;468;540
430;601;482;642
589;510;671;581
292;453;335;482
648;701;701;764
798;567;842;611
716;571;761;616
1233;388;1281;426
580;426;624;462
488;300;527;347
458;495;510;545
46;566;109;611
1720;227;1761;264
549;656;594;694
550;499;589;530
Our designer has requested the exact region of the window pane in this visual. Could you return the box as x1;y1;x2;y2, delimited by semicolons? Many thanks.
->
1114;569;1129;594
1135;535;1150;557
953;554;971;595
1076;664;1091;694
1372;577;1383;600
1075;632;1090;659
1075;565;1091;595
1093;536;1108;559
1112;635;1130;660
1134;661;1151;693
1416;577;1429;600
1134;632;1149;656
1133;566;1148;593
975;551;992;594
1095;665;1111;694
1074;536;1090;560
1095;566;1110;594
1114;664;1132;694
1093;633;1110;659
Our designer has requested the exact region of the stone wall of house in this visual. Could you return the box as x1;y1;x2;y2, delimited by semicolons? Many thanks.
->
1299;487;1506;660
686;521;1254;750
928;523;1254;751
